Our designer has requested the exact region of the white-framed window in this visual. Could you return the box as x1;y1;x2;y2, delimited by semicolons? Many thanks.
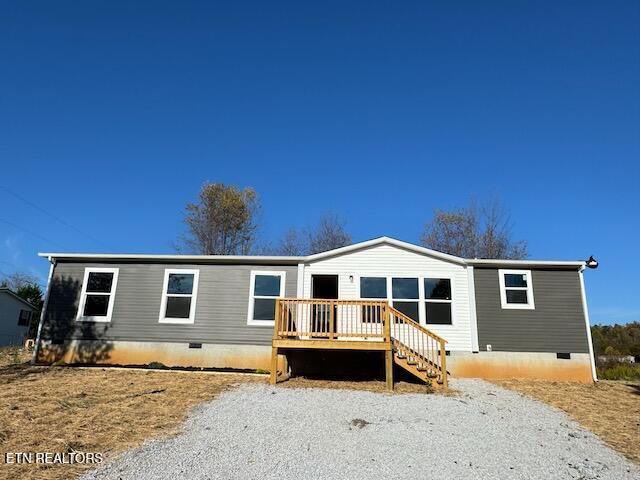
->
359;276;387;323
498;269;535;310
424;278;453;325
77;267;119;322
159;269;200;324
18;309;32;326
392;277;420;322
247;270;286;326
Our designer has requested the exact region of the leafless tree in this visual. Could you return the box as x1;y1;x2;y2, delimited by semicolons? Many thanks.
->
176;182;260;255
307;214;352;255
0;272;41;292
276;228;307;256
420;199;527;259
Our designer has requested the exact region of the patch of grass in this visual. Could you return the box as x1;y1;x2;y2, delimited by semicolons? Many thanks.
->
496;379;640;465
0;365;263;480
0;346;31;367
597;362;640;381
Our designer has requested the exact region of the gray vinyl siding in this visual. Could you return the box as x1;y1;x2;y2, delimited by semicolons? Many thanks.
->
474;268;589;353
42;261;298;346
0;291;34;346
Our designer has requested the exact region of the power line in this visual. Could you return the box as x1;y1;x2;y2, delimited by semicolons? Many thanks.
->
0;185;106;247
0;218;68;250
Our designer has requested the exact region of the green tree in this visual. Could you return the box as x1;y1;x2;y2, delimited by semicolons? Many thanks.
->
16;283;44;310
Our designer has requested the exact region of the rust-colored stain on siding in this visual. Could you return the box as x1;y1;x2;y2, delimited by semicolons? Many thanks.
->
38;342;274;371
450;358;593;383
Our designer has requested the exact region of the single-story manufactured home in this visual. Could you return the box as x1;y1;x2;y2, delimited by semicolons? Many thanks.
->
33;237;598;387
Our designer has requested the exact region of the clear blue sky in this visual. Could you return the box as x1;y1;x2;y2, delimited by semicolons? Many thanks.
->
0;2;638;325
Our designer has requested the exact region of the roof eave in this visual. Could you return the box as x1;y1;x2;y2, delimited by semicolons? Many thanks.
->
465;258;586;269
38;252;304;265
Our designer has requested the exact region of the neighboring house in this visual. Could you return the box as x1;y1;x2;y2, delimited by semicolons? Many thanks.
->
0;288;37;347
33;237;598;385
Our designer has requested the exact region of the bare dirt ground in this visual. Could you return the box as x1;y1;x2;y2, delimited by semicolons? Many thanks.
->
281;375;447;394
497;379;640;464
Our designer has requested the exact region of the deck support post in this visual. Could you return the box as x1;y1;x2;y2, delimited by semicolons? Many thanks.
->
383;304;393;391
269;347;279;385
385;349;394;391
439;340;448;388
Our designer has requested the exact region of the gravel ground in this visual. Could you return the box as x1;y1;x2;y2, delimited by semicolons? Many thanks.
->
84;379;639;480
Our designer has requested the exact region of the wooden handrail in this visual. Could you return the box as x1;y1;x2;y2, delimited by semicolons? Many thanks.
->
386;306;448;344
279;298;389;305
274;298;389;339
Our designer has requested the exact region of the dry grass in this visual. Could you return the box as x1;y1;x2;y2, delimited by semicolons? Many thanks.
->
496;379;640;464
0;346;31;367
0;361;264;480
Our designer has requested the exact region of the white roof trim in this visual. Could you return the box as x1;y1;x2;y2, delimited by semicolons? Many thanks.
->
465;259;585;267
304;236;467;265
38;252;304;264
38;236;586;269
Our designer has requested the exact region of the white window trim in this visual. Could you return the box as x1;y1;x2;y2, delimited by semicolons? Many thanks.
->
159;268;200;324
76;267;119;323
499;269;535;310
423;276;454;326
247;270;286;326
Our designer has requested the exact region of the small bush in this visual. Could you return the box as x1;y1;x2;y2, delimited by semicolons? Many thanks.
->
424;379;434;394
597;362;640;381
147;362;167;370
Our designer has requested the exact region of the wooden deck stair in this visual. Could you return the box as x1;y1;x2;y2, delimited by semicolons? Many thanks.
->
388;305;448;386
270;298;449;390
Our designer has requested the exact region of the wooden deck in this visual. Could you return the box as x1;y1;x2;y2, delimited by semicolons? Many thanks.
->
269;298;449;390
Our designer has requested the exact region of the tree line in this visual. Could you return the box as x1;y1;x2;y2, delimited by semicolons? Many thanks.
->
591;322;640;357
176;182;528;259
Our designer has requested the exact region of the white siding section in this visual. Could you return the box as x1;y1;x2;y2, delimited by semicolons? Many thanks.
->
303;244;473;351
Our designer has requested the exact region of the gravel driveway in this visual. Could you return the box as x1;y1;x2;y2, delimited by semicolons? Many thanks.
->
84;379;639;480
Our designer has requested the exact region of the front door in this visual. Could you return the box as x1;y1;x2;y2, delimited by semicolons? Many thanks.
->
311;275;338;337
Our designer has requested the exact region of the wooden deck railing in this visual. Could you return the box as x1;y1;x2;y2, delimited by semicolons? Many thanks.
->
275;298;389;339
273;298;448;387
388;305;448;385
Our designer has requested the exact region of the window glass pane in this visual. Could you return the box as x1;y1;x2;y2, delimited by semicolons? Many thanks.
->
83;295;110;316
18;310;31;326
424;278;451;300
392;278;418;299
393;301;419;321
360;277;387;298
253;298;276;321
506;289;528;304
504;273;527;288
167;274;194;295
425;303;452;324
165;296;192;318
254;275;281;297
87;272;113;293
